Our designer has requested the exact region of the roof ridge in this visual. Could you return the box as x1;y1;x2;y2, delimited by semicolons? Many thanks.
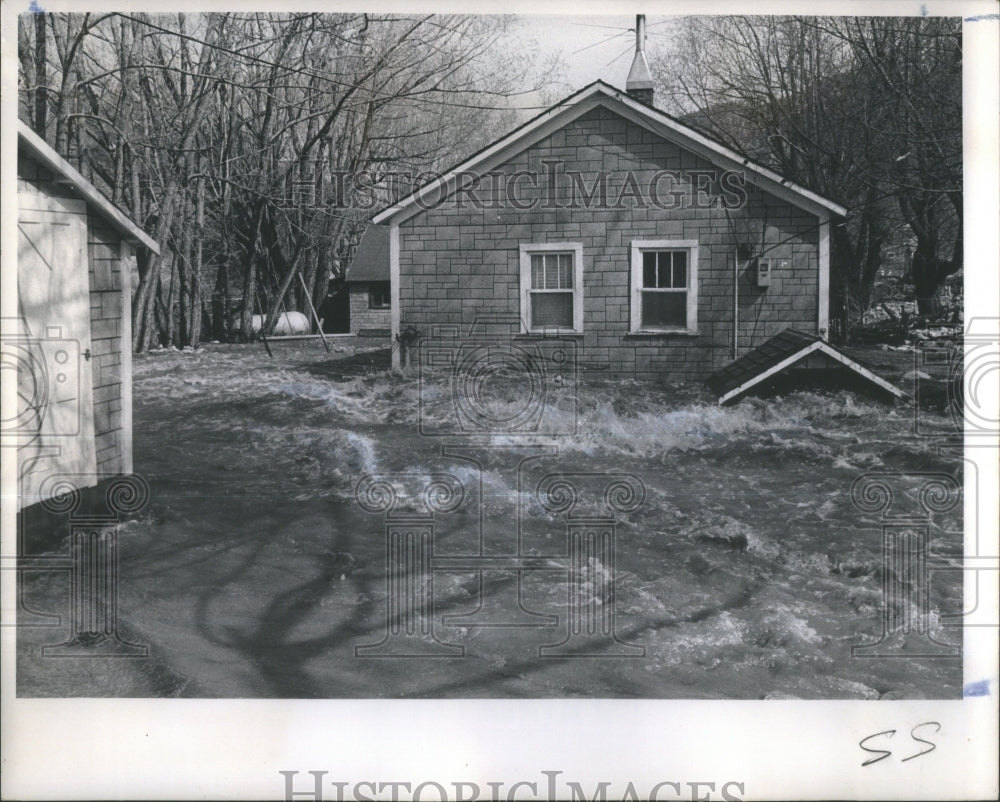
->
372;83;846;224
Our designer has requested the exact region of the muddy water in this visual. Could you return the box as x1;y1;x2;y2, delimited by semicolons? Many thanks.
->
18;342;963;698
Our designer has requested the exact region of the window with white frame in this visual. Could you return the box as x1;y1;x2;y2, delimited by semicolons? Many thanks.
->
630;239;699;333
519;243;584;333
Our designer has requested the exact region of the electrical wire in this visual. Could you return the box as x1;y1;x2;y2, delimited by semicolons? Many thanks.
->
571;29;632;55
114;12;558;112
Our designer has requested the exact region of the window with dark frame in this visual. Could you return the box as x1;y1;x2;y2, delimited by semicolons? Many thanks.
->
368;282;390;309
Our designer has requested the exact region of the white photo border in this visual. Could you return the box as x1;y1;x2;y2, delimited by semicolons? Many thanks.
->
1;1;997;800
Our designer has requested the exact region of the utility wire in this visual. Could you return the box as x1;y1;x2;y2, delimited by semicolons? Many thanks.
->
569;21;634;32
114;12;558;112
571;29;632;55
606;42;637;68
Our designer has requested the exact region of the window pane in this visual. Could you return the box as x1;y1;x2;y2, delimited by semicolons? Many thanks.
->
559;253;573;288
673;251;687;287
643;252;656;287
531;254;544;288
530;251;574;289
657;254;671;288
641;291;687;328
544;254;571;289
531;292;573;328
673;259;687;288
541;254;551;288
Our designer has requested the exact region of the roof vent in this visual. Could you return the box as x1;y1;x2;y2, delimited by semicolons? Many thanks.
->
625;15;655;106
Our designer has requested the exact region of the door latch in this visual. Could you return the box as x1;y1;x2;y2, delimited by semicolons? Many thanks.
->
83;349;91;361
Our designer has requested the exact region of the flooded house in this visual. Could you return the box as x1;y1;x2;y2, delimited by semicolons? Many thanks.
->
373;22;847;379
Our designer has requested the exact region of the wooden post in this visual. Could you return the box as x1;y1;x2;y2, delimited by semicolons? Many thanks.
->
732;249;739;360
121;243;135;475
253;261;273;359
818;216;831;340
297;271;330;352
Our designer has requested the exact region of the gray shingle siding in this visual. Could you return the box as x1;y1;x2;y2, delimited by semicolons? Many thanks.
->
397;105;820;381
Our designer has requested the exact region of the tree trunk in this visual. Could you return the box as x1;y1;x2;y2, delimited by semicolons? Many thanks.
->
311;243;330;323
261;210;305;335
131;248;150;351
264;256;300;334
177;223;191;346
240;202;265;341
33;15;47;135
163;252;177;346
132;179;178;352
133;251;161;351
912;245;943;316
190;165;205;348
240;259;256;342
856;216;884;317
139;265;161;351
211;260;230;341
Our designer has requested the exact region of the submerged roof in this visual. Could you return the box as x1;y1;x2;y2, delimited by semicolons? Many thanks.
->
373;81;847;226
17;121;159;254
345;224;389;282
707;328;907;405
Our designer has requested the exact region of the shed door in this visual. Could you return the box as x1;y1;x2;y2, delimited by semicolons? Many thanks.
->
15;194;97;510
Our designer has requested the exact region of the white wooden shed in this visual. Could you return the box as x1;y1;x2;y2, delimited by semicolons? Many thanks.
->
12;122;159;510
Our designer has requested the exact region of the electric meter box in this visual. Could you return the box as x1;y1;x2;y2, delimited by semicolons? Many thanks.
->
755;259;771;288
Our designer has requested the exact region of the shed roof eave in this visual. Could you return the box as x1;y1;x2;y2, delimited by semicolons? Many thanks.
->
711;334;907;405
17;121;160;255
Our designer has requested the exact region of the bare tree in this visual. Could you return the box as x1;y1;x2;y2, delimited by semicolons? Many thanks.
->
828;17;962;315
17;11;550;350
654;15;962;333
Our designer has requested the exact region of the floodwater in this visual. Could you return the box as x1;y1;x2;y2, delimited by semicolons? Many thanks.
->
17;341;964;698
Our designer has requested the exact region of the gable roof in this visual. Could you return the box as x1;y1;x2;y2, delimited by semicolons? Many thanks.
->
707;328;906;405
345;224;389;282
373;81;847;226
17;121;159;254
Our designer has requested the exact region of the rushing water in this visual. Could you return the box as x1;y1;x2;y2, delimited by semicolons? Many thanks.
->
18;342;964;698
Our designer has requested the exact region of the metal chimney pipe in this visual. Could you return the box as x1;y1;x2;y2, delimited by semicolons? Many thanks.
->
626;14;655;105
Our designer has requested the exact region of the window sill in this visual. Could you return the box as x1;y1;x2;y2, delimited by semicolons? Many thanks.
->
514;332;585;340
624;330;700;339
